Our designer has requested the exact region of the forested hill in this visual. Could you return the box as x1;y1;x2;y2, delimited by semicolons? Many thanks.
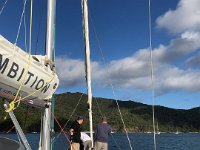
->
0;92;200;133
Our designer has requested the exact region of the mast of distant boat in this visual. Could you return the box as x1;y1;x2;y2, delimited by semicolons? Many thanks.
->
175;128;179;134
82;0;94;148
156;122;160;134
157;122;159;132
42;0;56;149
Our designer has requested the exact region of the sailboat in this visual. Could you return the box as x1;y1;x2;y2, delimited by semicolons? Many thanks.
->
0;0;59;149
175;128;179;134
155;122;161;134
0;0;94;149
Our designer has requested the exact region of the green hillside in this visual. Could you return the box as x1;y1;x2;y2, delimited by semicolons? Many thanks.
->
0;92;200;133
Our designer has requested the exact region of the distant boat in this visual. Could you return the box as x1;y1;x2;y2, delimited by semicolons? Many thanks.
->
175;132;179;134
175;128;179;134
155;122;160;134
189;132;199;134
146;131;151;134
31;132;37;134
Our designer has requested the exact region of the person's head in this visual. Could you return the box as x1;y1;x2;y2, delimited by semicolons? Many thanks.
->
77;116;84;124
101;117;107;123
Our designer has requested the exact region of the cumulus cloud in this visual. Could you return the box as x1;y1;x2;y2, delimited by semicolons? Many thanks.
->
55;55;151;90
154;31;200;63
55;32;200;95
155;67;200;95
56;57;105;88
55;0;200;95
156;0;200;34
186;52;200;68
56;57;85;88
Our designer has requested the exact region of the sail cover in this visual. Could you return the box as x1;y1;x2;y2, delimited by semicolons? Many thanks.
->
0;35;59;106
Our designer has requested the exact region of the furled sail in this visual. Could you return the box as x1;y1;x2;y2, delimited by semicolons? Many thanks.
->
0;35;59;107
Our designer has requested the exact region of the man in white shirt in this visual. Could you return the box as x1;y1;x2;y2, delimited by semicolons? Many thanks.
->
80;132;92;150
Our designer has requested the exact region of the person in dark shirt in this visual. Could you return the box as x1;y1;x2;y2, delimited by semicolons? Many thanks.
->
70;116;84;150
94;117;111;150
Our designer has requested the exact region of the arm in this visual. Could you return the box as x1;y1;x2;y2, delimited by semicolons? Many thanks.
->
70;128;74;135
94;125;98;141
108;126;112;135
69;125;75;142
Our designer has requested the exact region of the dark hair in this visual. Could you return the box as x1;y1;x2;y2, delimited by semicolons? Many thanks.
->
77;116;84;121
101;117;107;122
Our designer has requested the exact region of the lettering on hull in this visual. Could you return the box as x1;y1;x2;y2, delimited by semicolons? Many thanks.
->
0;54;54;94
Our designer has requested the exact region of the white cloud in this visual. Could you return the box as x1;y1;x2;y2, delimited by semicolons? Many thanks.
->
55;0;200;96
156;0;200;34
56;32;200;95
154;31;200;63
186;52;200;68
155;67;200;95
56;57;85;88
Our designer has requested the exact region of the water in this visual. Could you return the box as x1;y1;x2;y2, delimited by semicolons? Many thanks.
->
1;133;200;150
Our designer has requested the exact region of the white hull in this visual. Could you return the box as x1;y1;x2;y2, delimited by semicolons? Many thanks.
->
0;35;59;107
155;132;161;135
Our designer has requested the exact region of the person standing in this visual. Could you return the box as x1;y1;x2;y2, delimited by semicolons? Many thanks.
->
94;117;111;150
70;116;84;150
80;132;92;150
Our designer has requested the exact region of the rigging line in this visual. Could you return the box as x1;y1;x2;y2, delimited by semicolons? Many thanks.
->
6;125;15;133
50;110;75;150
111;87;133;150
15;0;27;45
12;72;55;104
28;0;33;54
148;0;156;150
34;0;45;55
52;93;84;143
94;97;103;117
89;12;133;150
93;87;122;150
110;134;121;150
5;0;33;112
0;0;8;15
94;97;121;150
23;0;27;52
5;0;29;112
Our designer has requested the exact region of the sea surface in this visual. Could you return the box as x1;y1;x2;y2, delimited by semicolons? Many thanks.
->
1;133;200;150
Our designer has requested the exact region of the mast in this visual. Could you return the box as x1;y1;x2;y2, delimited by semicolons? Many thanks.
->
157;122;159;132
45;0;56;61
42;0;56;150
82;0;94;147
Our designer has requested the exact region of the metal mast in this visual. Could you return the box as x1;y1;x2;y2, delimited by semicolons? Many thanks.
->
82;0;94;147
42;0;56;149
45;0;56;61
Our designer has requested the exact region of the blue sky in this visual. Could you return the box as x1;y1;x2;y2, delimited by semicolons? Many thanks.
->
1;0;200;109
